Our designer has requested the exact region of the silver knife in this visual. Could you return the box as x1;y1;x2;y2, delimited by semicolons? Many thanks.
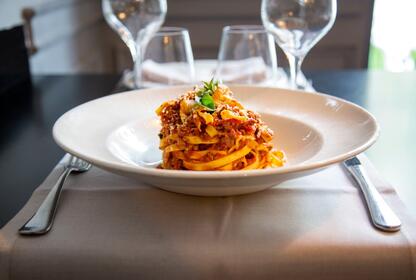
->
343;157;401;232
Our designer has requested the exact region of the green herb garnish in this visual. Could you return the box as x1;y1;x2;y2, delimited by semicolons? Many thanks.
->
200;93;215;110
195;78;219;111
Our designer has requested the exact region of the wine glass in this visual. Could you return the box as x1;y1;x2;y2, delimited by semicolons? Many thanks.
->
215;25;278;85
141;27;196;87
261;0;336;89
102;0;167;88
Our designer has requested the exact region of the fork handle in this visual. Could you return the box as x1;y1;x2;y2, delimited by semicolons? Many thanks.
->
19;167;73;235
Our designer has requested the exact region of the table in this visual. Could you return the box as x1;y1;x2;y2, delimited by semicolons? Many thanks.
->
0;71;415;228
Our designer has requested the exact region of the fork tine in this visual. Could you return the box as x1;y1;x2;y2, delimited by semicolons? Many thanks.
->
74;157;92;170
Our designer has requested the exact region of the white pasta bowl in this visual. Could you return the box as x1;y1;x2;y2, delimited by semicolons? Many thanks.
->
53;85;378;196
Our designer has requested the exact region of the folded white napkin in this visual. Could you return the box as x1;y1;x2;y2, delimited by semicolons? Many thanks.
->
215;57;269;84
141;58;275;86
120;59;312;90
141;60;194;86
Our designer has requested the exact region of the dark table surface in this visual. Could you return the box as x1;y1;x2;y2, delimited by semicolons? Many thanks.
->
0;71;415;228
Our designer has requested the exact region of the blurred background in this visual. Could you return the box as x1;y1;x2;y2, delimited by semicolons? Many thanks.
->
2;0;410;75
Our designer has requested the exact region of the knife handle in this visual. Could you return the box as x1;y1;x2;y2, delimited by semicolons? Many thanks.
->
347;164;401;232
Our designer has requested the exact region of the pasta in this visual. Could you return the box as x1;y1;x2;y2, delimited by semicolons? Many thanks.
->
156;80;286;171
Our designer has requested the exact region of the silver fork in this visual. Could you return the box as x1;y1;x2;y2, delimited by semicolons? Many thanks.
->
19;155;91;235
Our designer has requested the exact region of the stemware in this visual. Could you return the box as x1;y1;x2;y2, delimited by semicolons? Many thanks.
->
261;0;336;89
102;0;167;88
215;25;277;85
141;27;196;87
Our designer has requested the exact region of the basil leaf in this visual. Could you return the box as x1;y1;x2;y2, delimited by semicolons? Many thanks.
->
194;78;219;111
200;93;215;110
195;95;215;111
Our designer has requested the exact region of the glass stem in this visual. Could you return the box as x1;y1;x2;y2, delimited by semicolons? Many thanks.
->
125;38;143;89
127;40;138;64
133;37;152;89
133;44;143;89
287;54;305;90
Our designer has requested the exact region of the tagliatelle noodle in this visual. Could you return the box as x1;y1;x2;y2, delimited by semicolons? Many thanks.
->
156;81;286;171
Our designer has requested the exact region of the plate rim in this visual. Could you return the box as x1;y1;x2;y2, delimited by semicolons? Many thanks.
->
53;85;379;178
